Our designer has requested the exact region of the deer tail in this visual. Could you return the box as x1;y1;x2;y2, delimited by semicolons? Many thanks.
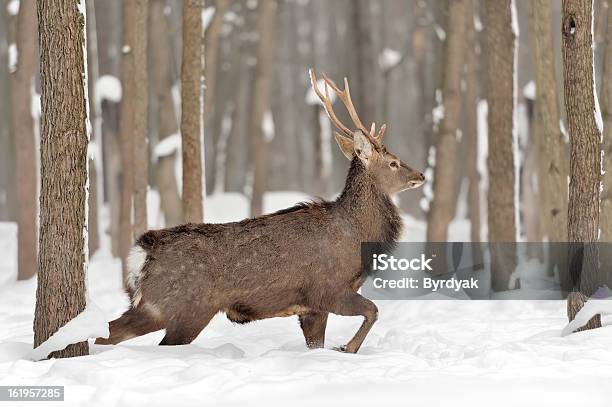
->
126;230;159;307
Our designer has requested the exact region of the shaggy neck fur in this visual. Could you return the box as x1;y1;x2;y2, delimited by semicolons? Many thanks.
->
334;158;402;242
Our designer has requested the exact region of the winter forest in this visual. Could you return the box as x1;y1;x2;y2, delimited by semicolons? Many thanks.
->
1;0;612;405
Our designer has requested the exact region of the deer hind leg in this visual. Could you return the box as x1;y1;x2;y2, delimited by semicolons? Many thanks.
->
95;303;164;345
159;308;216;345
325;293;378;354
299;312;328;349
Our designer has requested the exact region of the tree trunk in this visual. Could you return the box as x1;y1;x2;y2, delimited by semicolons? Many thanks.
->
204;0;230;195
181;0;205;223
529;0;569;243
0;4;15;222
250;0;278;217
150;0;183;227
600;3;612;240
426;0;468;242
11;0;38;280
485;0;518;291
34;0;89;358
562;0;603;331
119;1;137;278
86;0;101;256
95;0;122;257
132;0;149;238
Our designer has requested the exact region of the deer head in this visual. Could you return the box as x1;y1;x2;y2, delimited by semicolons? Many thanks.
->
309;69;425;195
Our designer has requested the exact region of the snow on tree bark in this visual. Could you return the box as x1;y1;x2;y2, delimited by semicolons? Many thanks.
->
562;0;603;332
181;0;205;223
426;0;468;242
10;0;38;280
34;0;90;358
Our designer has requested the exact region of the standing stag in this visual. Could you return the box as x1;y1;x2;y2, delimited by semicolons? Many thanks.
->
96;69;425;353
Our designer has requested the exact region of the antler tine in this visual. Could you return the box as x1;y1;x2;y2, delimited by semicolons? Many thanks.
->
375;123;387;142
309;69;353;138
320;73;372;139
370;122;376;138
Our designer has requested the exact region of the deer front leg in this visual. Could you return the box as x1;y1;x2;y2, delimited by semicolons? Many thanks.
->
299;311;328;349
327;293;378;354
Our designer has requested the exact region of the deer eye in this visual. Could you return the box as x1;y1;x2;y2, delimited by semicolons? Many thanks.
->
390;161;399;169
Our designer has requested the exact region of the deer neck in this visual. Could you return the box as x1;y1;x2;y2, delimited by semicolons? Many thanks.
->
335;158;402;242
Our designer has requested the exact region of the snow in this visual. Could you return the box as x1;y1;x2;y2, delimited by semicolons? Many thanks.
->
2;195;612;405
6;0;18;16
153;133;181;158
523;80;535;100
95;75;122;103
378;48;402;71
29;301;109;361
434;24;446;41
261;110;275;142
202;6;216;32
8;43;16;73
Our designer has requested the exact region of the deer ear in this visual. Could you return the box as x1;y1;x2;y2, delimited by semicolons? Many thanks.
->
334;132;354;160
353;131;373;164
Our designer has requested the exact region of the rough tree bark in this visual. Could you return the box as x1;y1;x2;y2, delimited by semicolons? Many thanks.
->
150;0;183;227
34;0;89;358
182;0;205;223
485;0;518;291
119;1;136;278
132;0;149;238
600;2;612;240
11;0;38;280
529;0;568;243
562;0;603;331
426;0;467;242
250;0;277;217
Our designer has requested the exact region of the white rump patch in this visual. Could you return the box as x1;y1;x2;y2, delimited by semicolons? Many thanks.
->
126;246;147;306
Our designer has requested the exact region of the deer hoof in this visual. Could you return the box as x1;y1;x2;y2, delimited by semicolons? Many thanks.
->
333;345;348;353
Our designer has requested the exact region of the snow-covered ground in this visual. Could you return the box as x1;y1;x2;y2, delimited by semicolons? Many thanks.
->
1;193;611;406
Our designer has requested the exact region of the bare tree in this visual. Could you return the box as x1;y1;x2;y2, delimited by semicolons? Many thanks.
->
150;0;183;227
0;4;15;221
34;0;90;358
426;0;468;242
132;0;149;238
204;0;230;193
95;0;122;257
11;0;38;280
86;0;101;255
119;1;137;277
485;0;517;291
250;0;278;217
600;2;612;240
562;0;603;331
181;0;205;223
529;0;568;243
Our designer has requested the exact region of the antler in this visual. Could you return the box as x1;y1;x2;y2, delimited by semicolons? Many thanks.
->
309;68;386;149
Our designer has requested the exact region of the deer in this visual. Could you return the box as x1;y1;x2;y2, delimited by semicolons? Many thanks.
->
96;69;425;353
